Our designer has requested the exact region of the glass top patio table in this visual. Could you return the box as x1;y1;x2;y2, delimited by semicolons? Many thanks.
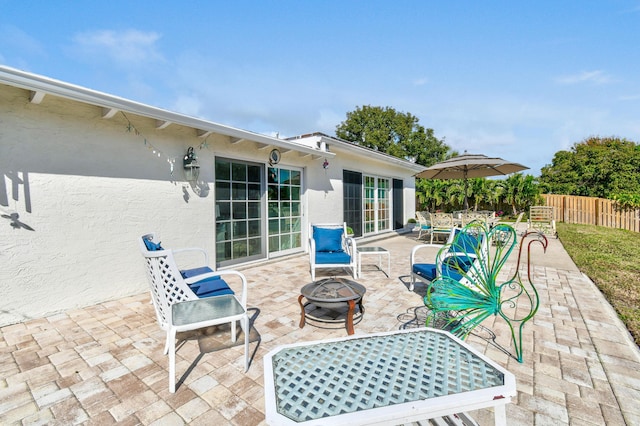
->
263;328;516;425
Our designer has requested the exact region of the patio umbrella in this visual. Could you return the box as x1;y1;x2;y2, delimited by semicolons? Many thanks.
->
415;152;529;210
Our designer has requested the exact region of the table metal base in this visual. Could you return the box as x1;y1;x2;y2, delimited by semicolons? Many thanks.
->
298;295;365;335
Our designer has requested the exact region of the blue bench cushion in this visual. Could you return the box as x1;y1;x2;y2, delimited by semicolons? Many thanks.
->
180;266;214;279
188;276;235;298
315;250;351;265
313;226;343;252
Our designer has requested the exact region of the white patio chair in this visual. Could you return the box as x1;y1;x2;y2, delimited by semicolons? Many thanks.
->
460;211;488;227
429;212;455;244
409;226;487;292
528;206;557;237
416;211;432;240
309;223;357;280
493;211;525;246
139;233;249;392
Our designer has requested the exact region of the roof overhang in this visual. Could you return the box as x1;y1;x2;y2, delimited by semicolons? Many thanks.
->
288;133;427;174
0;65;333;160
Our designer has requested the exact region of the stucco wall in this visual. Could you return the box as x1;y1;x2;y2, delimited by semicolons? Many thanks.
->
0;85;222;325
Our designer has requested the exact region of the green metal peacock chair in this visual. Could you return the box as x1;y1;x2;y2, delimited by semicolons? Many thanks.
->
423;221;548;363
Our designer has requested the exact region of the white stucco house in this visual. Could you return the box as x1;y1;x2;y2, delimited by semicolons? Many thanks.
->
0;65;426;326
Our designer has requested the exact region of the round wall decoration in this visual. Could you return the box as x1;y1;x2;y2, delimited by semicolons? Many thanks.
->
269;148;281;165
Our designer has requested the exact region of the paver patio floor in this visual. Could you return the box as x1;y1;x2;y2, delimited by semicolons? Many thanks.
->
1;230;639;425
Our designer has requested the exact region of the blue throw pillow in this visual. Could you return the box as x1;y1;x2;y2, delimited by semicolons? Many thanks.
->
144;238;163;251
313;227;343;252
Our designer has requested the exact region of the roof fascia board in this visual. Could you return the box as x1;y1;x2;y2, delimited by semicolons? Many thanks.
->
316;135;425;173
0;66;332;158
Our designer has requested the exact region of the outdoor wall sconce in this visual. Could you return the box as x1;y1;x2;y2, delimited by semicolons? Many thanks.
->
183;146;200;183
323;159;330;169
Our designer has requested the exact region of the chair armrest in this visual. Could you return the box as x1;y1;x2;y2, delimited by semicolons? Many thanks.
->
185;270;248;307
344;236;357;255
410;243;443;264
173;247;209;265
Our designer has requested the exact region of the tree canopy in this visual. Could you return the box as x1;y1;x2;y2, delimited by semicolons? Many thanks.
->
539;136;640;198
335;105;451;167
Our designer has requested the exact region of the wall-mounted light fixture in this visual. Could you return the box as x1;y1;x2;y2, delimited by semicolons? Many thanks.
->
323;159;330;169
183;146;200;183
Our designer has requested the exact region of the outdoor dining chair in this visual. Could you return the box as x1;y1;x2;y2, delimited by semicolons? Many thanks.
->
460;211;488;227
139;233;249;392
309;223;357;280
415;211;432;240
493;212;525;246
528;206;557;237
428;212;455;244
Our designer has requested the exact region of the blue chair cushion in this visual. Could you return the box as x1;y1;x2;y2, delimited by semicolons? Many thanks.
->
443;255;475;271
144;238;163;251
189;276;235;298
413;256;475;282
181;266;214;279
313;226;343;252
450;232;481;254
413;263;438;281
315;250;351;265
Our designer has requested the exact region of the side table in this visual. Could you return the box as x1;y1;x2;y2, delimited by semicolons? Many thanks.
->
357;246;391;277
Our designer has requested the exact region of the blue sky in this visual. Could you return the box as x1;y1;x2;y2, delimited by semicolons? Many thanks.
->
2;1;640;175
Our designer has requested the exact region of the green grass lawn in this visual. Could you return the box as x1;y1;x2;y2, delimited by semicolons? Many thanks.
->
557;223;640;347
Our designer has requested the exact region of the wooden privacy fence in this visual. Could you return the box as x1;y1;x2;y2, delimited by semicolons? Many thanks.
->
542;194;640;233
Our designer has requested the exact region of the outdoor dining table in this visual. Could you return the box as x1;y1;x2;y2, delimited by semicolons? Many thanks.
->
263;327;516;425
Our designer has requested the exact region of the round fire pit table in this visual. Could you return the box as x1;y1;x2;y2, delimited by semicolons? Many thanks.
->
298;278;366;335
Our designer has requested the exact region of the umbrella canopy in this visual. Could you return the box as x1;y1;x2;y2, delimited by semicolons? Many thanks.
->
415;153;529;209
415;153;528;180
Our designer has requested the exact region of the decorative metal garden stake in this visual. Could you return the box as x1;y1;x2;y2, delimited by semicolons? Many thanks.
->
424;221;547;363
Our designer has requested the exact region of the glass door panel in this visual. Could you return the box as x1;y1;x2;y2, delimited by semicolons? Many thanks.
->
363;175;390;235
268;166;302;255
215;158;264;266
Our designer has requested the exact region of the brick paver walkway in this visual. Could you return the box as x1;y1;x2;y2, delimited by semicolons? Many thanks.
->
1;230;639;425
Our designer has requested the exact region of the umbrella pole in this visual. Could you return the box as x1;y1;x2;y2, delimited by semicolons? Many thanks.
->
463;168;469;211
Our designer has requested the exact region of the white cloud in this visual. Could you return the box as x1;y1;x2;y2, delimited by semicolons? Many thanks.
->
555;70;612;85
71;29;163;66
